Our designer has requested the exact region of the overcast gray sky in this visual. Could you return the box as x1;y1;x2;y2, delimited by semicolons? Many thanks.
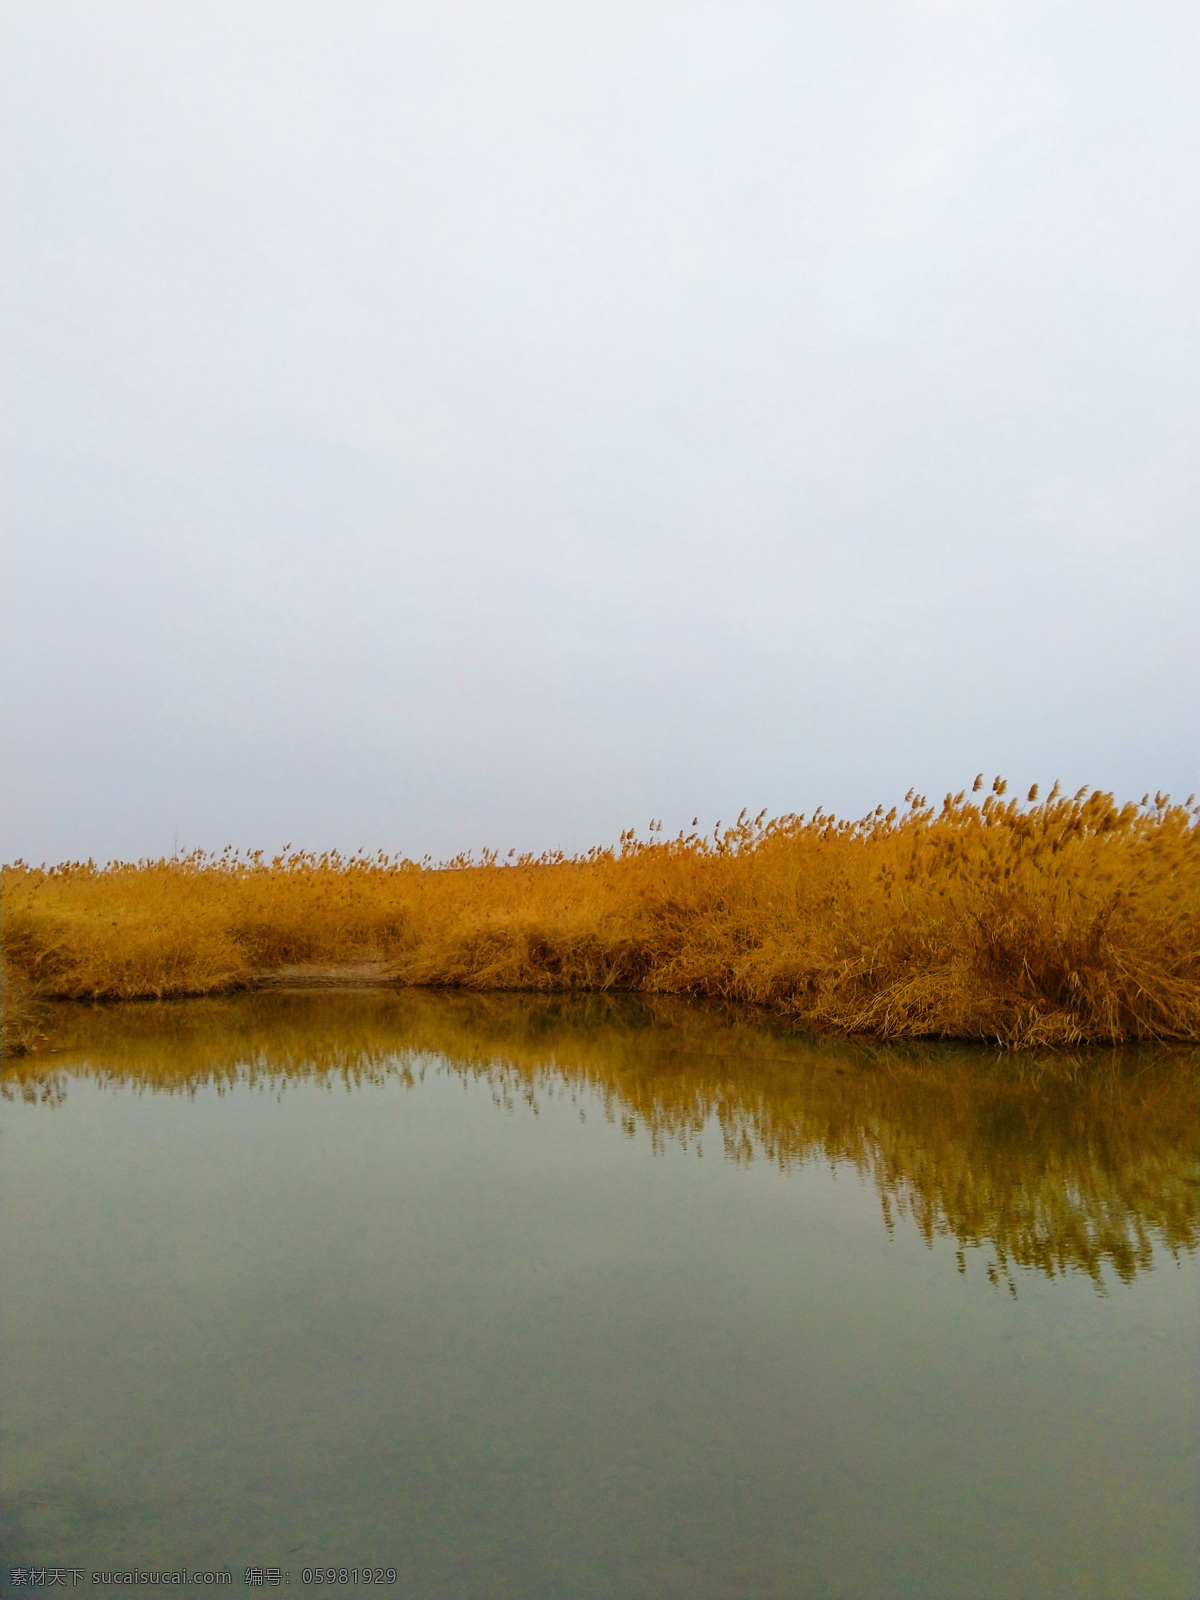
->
2;2;1197;864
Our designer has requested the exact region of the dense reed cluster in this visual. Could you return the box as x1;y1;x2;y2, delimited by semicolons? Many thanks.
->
2;779;1197;1048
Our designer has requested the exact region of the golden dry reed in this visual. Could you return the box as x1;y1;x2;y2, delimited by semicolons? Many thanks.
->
2;778;1197;1049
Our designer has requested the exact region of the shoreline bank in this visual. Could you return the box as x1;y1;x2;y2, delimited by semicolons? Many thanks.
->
5;961;1199;1059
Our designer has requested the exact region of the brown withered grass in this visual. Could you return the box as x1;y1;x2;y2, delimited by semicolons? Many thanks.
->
2;779;1196;1048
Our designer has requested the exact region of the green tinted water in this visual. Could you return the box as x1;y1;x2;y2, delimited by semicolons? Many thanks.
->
1;992;1196;1598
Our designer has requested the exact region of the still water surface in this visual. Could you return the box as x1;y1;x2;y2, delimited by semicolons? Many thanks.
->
1;992;1197;1598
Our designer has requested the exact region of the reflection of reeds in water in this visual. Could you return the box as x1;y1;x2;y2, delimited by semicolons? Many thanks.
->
5;990;1196;1293
1;784;1197;1046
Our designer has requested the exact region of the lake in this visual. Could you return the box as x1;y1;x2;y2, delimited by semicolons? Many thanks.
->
1;991;1196;1598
